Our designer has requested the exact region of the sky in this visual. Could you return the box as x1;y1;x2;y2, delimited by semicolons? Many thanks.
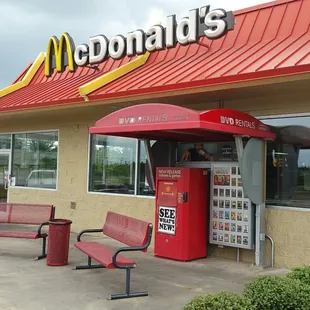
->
0;0;273;89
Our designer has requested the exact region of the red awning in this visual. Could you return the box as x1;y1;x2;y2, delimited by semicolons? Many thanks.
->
89;104;276;141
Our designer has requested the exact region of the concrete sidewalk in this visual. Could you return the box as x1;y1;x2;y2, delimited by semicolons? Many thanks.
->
0;232;289;310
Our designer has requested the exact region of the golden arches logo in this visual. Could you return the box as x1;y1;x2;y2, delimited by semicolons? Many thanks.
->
45;32;76;77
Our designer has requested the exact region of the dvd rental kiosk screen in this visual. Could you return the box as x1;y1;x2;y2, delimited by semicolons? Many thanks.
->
210;163;254;250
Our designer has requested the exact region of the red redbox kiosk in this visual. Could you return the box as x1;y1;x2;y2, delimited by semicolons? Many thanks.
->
154;167;208;261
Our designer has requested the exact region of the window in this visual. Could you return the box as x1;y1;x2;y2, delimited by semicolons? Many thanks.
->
88;136;243;197
137;140;156;196
262;116;310;208
177;141;238;162
88;135;136;195
12;131;58;189
0;134;11;150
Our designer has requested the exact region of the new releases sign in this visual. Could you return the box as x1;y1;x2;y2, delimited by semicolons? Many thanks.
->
158;206;177;235
45;5;235;76
158;169;182;179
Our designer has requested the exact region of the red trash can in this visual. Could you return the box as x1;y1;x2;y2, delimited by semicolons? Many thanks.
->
46;219;72;266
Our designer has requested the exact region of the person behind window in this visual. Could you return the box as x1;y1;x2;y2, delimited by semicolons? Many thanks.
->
181;143;213;161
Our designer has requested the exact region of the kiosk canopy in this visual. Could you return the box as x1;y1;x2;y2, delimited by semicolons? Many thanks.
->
89;104;276;141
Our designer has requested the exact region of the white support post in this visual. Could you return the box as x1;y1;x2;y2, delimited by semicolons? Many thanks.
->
134;140;140;196
143;139;155;191
129;148;134;186
234;136;244;167
255;140;267;267
102;145;107;185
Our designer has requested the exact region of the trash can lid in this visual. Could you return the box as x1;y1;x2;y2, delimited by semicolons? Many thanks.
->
48;219;73;225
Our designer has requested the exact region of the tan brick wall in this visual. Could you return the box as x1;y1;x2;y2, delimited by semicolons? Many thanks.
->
7;119;156;234
4;89;310;269
265;208;310;268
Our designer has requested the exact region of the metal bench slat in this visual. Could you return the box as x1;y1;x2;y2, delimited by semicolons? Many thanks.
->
0;203;55;260
75;241;136;269
103;211;150;250
0;231;47;239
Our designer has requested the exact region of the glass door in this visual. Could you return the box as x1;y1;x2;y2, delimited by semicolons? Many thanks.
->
0;151;11;202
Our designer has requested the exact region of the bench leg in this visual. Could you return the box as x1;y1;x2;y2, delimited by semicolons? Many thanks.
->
73;256;104;270
109;267;149;300
36;236;47;260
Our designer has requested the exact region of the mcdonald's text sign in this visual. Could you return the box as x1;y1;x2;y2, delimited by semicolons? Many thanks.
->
45;5;235;77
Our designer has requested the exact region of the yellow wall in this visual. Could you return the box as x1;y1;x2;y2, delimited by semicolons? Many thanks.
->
5;110;156;234
4;88;310;269
265;207;310;268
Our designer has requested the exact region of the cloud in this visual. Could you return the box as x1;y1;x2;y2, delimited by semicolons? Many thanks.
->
0;0;273;88
0;3;48;35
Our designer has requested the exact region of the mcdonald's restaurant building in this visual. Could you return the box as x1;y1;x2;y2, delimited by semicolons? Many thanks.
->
0;0;310;269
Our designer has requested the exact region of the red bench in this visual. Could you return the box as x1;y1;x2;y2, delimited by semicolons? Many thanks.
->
74;211;153;300
0;203;55;260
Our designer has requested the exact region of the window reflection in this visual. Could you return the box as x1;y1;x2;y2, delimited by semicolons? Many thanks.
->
0;134;11;150
137;140;156;196
12;132;58;189
88;114;310;206
89;135;136;195
177;141;238;162
263;116;310;208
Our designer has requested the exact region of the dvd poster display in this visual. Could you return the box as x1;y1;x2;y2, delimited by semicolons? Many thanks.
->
210;163;254;250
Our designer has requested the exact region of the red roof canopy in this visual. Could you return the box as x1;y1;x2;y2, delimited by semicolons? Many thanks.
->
89;104;276;141
0;0;309;112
